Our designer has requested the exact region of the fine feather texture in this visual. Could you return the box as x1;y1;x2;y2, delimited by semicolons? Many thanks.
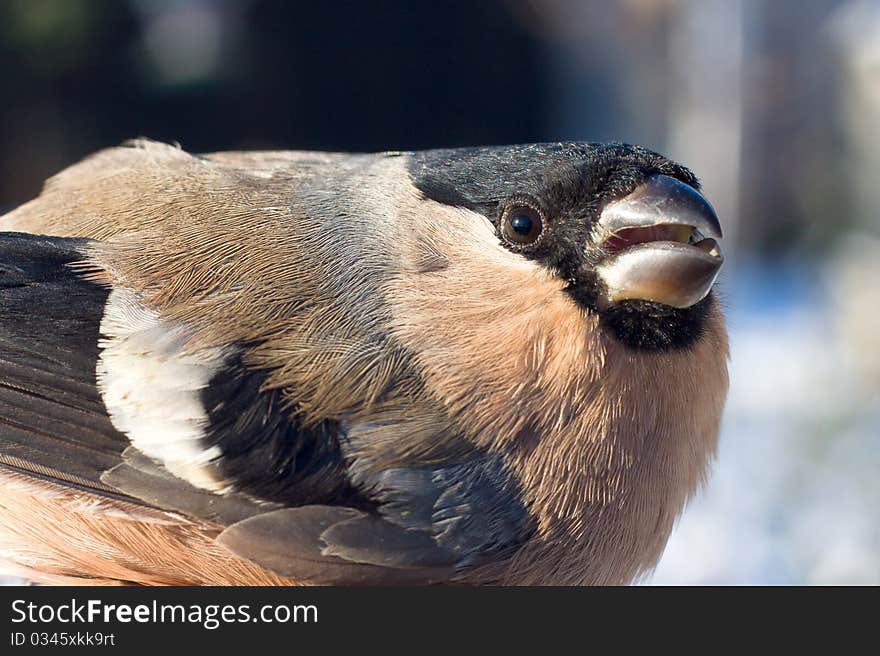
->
0;234;125;488
0;139;730;585
217;506;455;585
100;446;276;526
98;286;230;491
0;467;298;586
0;230;533;583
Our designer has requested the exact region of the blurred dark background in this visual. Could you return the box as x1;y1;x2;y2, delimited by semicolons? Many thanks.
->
1;0;869;257
0;0;877;584
1;0;558;208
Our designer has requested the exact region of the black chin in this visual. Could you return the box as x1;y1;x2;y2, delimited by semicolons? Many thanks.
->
566;282;714;352
598;295;714;351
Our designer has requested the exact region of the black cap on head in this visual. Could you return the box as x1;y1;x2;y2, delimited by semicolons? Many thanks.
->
407;142;720;352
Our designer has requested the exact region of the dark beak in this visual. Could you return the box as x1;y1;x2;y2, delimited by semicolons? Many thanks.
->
594;174;724;308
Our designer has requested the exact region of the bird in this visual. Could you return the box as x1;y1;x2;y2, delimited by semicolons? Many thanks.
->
0;139;728;586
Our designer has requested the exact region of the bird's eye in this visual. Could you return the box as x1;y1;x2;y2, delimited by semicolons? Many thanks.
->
502;205;544;246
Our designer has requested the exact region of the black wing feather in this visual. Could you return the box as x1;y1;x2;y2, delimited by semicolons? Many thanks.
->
0;233;126;488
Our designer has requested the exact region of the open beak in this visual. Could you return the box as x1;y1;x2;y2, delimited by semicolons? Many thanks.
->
594;174;723;309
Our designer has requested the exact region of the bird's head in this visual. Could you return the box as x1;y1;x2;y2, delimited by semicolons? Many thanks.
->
407;142;723;351
392;143;729;585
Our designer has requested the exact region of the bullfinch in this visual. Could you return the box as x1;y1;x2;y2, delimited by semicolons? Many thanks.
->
0;139;728;585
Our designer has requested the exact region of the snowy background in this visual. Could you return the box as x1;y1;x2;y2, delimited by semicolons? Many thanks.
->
653;254;879;584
